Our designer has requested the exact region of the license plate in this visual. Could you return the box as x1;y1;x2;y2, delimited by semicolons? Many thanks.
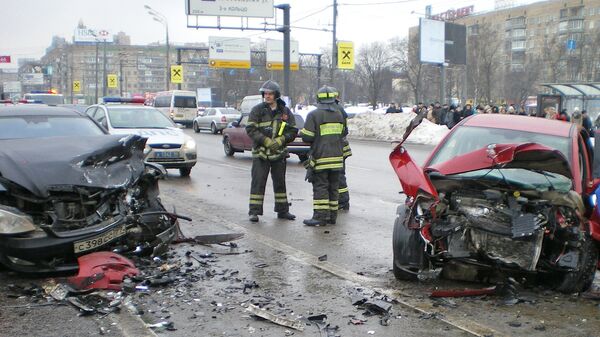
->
155;151;179;159
176;114;184;117
74;225;127;253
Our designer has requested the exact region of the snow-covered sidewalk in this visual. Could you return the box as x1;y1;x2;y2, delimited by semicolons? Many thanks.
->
347;112;449;146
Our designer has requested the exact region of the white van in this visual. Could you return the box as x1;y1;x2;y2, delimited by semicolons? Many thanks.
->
153;90;197;127
239;95;291;114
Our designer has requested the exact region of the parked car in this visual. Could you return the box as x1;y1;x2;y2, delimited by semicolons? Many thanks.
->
222;113;310;162
390;113;599;293
193;107;241;134
86;97;197;176
0;105;179;273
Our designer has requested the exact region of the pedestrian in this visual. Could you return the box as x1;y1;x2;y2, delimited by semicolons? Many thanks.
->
432;102;442;123
557;109;570;122
582;110;593;135
385;102;400;114
445;104;457;129
334;95;352;211
491;106;499;114
246;80;298;223
462;103;474;119
301;85;347;226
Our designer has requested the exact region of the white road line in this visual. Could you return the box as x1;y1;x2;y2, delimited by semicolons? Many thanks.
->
216;163;248;171
347;165;374;172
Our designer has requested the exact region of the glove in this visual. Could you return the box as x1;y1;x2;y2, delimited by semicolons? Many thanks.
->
274;136;285;147
263;137;274;149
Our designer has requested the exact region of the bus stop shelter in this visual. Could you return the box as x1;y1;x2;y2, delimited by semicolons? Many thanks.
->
541;83;600;120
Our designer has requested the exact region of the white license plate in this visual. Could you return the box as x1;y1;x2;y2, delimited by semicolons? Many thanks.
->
73;225;127;253
155;151;179;158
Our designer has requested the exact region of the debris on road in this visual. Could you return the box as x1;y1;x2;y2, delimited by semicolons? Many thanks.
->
66;252;139;291
246;303;305;331
318;254;328;262
173;232;244;245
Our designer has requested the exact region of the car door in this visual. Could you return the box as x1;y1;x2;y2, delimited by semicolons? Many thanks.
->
91;107;109;131
197;109;210;129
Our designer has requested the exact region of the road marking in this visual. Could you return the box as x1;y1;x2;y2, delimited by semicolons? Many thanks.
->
347;165;374;172
216;163;248;171
194;211;501;337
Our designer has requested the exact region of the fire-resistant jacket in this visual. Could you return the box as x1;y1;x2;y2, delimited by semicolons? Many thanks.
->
300;103;348;171
336;103;352;159
246;99;298;161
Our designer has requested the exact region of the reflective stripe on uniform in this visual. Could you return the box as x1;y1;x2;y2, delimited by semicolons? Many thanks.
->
314;163;344;170
314;199;330;210
249;200;263;205
315;156;343;164
275;198;288;203
250;194;264;200
329;200;339;210
317;91;339;98
319;123;343;136
338;187;349;193
275;192;288;203
275;193;287;198
258;121;273;127
300;128;315;137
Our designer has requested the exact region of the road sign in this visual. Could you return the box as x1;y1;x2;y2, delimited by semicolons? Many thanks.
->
187;0;274;18
171;65;183;84
73;80;81;92
0;56;11;63
208;37;251;69
266;39;299;71
337;41;354;70
566;39;576;50
107;74;118;88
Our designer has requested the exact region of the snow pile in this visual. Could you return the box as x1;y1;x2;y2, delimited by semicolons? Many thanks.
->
345;106;372;116
347;112;449;145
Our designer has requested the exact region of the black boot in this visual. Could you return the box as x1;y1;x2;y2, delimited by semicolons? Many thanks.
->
249;214;259;222
277;212;296;220
339;204;350;211
303;218;324;226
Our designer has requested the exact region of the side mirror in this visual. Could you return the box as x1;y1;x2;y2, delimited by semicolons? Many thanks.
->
176;123;185;129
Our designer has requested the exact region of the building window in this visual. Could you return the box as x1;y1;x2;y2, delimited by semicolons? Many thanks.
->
570;6;583;17
569;19;584;29
512;29;526;38
512;40;526;50
560;9;568;19
468;24;479;36
559;21;568;31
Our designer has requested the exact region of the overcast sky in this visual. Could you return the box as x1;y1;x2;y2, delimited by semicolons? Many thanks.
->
0;0;541;68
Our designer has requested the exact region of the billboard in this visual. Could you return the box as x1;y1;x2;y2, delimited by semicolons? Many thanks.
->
419;18;445;64
208;36;251;69
419;18;466;65
266;39;299;71
337;41;355;70
187;0;274;18
74;28;113;43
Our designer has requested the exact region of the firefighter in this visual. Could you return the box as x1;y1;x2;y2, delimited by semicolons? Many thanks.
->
246;80;298;222
334;95;351;211
301;86;347;226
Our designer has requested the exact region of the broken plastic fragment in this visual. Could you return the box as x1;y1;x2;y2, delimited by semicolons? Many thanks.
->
246;304;304;331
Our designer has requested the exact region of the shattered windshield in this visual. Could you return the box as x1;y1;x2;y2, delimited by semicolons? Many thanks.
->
429;126;571;166
108;107;175;129
444;168;573;192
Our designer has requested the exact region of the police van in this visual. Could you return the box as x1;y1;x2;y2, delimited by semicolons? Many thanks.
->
153;90;197;127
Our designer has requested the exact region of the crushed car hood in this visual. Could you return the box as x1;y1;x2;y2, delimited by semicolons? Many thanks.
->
426;143;573;179
110;127;185;146
0;134;147;198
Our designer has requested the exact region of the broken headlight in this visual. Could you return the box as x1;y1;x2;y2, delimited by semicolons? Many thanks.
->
0;206;36;235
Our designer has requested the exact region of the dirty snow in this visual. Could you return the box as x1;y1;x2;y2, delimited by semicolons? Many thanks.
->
347;112;449;146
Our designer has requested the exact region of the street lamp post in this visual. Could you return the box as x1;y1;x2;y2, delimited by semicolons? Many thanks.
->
145;5;169;91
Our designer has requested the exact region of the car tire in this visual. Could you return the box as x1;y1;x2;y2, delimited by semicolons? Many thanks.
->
223;137;235;156
193;122;200;133
179;167;192;177
211;123;218;135
393;204;427;281
554;236;598;293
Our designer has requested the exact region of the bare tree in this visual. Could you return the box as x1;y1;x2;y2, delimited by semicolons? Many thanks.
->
389;36;422;103
504;55;542;106
466;24;503;104
356;41;392;108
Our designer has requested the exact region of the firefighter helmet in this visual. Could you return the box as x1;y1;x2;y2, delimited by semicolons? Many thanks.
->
316;85;338;104
259;80;281;98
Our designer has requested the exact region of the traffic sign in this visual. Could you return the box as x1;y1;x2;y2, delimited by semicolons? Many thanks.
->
171;65;183;83
107;74;118;88
73;80;81;92
337;41;354;70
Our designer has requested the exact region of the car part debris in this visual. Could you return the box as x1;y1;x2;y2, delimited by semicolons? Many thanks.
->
147;321;176;331
349;318;366;325
307;314;327;322
430;286;497;298
66;252;139;291
173;232;244;245
363;299;392;315
318;254;328;262
246;304;304;331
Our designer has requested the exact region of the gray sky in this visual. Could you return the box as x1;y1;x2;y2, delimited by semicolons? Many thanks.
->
0;0;540;68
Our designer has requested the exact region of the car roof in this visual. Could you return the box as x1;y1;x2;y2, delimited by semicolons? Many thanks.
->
100;104;154;110
0;105;86;117
461;114;573;138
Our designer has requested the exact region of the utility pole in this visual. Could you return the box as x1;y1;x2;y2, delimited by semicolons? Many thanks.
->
275;4;291;100
119;57;124;97
102;40;107;97
177;48;182;90
330;0;338;83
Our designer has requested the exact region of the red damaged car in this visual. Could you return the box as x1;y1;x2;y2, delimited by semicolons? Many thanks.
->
390;113;599;293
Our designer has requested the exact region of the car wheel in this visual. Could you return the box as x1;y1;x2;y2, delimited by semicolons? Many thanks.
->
554;236;598;293
393;204;427;281
179;167;192;177
297;154;309;163
193;122;200;133
211;123;218;135
223;137;235;156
